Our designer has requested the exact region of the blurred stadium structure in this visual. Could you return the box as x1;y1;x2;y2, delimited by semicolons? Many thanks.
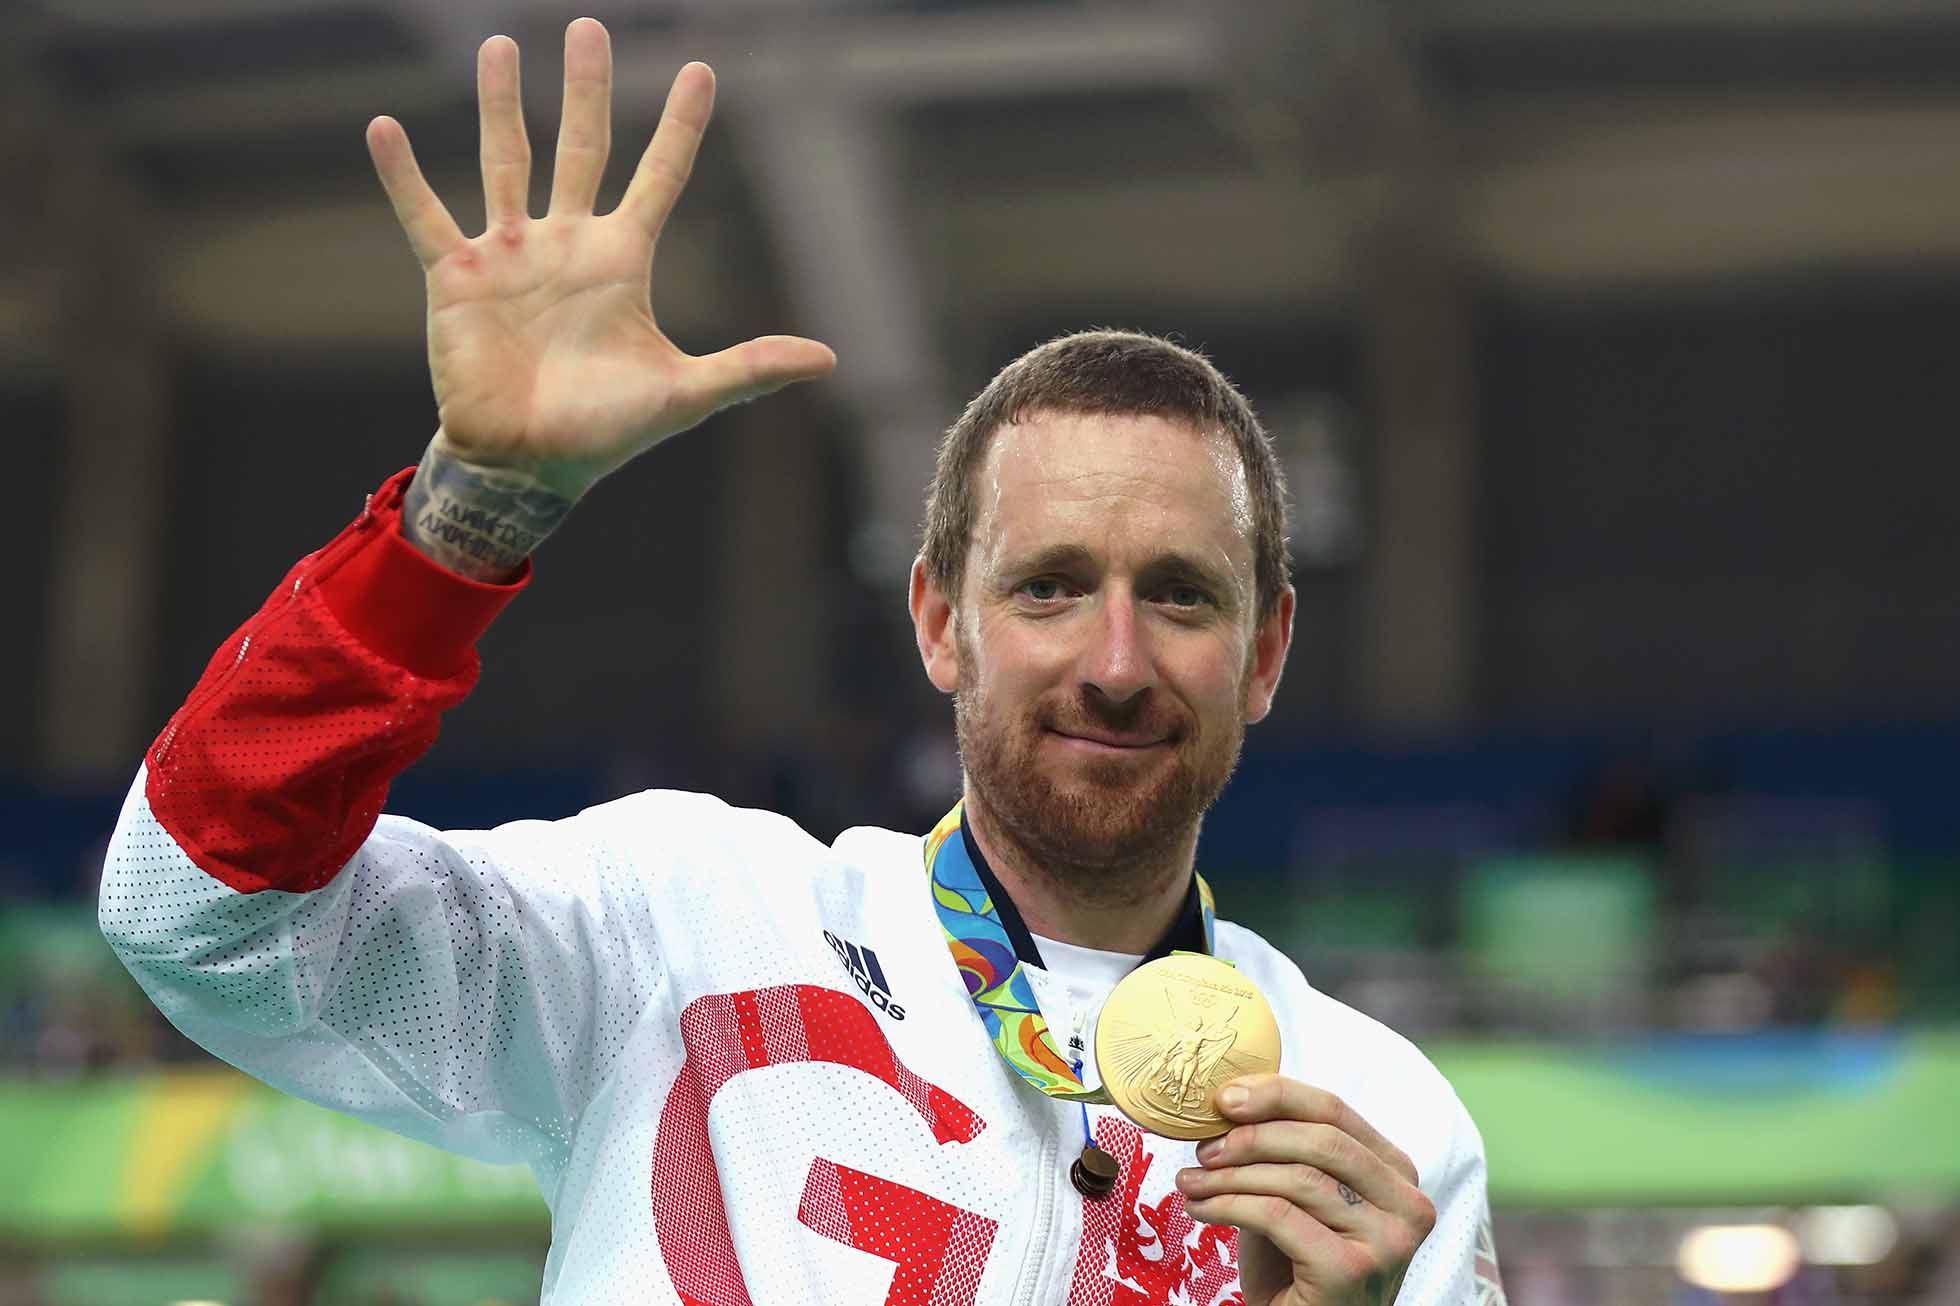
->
5;0;1960;1302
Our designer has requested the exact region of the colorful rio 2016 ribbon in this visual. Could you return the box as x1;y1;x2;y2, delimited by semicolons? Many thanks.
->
923;801;1215;1101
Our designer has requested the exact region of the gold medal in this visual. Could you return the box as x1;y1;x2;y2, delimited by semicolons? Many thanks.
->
1091;953;1282;1140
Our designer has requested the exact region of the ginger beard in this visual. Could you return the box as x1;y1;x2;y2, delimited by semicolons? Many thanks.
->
952;621;1250;901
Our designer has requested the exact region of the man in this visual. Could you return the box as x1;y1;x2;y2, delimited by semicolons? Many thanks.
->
100;19;1502;1305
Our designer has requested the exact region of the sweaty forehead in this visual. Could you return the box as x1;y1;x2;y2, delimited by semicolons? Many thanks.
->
970;410;1254;575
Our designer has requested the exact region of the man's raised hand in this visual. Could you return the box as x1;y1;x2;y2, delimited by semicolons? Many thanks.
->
365;19;835;512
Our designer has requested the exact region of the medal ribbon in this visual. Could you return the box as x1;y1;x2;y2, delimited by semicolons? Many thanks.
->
924;801;1216;1101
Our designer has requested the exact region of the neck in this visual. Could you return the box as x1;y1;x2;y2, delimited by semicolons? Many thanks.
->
960;788;1196;955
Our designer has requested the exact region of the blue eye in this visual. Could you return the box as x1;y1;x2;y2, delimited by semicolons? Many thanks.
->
1022;578;1064;601
1165;585;1210;608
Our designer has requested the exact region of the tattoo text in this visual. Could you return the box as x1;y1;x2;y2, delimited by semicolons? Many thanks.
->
401;440;575;581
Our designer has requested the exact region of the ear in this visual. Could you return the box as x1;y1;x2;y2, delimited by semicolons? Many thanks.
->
910;558;962;695
1242;585;1295;725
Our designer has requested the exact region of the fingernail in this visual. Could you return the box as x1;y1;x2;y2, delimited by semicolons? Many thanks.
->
1219;1085;1249;1110
1196;1139;1222;1164
1176;1167;1200;1189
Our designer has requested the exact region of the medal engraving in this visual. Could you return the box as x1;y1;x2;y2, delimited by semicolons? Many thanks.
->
1095;954;1282;1139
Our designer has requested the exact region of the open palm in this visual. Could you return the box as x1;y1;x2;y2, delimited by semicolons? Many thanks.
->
364;19;834;499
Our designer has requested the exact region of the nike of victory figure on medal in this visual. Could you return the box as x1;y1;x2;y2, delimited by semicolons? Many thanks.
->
1090;953;1283;1141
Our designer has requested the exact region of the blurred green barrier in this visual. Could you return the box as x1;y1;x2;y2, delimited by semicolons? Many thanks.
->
1430;1029;1960;1205
319;1248;547;1305
22;1249;545;1306
38;1256;243;1306
2;1069;544;1242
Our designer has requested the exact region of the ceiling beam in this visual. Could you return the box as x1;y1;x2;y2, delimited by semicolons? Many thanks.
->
1416;0;1960;35
1461;96;1960;290
102;58;448;146
125;89;1960;353
94;6;1218;150
923;93;1960;312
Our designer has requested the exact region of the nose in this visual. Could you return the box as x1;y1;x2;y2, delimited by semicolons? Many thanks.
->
1082;591;1154;706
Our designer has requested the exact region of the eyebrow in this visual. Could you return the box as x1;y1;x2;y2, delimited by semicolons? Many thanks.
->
994;543;1095;581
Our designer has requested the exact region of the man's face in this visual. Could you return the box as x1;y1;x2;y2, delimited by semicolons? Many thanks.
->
911;410;1293;884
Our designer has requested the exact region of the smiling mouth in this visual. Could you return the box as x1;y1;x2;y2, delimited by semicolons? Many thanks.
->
1046;728;1172;751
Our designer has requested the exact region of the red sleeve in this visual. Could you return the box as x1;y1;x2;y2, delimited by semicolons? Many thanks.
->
143;467;529;894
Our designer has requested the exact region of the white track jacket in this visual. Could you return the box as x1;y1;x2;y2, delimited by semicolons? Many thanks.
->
100;469;1505;1305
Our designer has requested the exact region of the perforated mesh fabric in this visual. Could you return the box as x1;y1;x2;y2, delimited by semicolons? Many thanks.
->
98;473;1500;1303
143;467;519;896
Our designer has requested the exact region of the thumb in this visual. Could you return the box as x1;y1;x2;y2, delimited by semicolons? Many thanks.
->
691;334;837;410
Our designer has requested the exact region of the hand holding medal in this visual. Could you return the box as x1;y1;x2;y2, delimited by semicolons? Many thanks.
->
1174;1076;1439;1305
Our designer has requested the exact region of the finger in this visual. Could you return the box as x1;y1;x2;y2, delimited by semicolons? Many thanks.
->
683;335;837;411
618;61;715;240
1219;1075;1420;1186
365;116;467;265
1180;1191;1346;1274
1198;1120;1417;1219
548;17;612;216
1177;1162;1376;1236
478;34;532;226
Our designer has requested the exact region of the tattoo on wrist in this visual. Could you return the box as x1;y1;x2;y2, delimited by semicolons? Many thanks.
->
401;441;575;582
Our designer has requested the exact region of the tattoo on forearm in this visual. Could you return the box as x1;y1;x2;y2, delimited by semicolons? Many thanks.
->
401;441;575;582
1339;1182;1364;1207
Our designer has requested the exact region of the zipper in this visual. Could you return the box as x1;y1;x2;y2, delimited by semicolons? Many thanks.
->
1013;1115;1060;1306
1012;975;1077;1306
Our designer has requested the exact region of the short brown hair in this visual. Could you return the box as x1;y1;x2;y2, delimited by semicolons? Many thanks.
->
920;329;1291;618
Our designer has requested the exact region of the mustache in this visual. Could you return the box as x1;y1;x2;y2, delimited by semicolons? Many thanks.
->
1038;692;1188;742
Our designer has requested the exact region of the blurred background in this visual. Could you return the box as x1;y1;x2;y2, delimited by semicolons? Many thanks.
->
5;0;1959;1302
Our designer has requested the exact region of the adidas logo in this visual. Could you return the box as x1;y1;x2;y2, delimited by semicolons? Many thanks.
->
824;930;906;1021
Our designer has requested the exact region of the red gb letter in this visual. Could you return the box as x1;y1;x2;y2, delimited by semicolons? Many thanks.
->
799;1157;999;1306
654;985;993;1306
